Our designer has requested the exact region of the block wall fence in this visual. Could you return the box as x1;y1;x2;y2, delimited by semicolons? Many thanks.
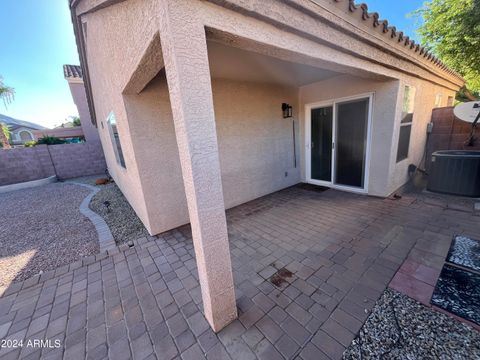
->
0;143;106;186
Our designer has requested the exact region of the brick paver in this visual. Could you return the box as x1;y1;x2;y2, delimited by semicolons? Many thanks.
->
0;185;478;359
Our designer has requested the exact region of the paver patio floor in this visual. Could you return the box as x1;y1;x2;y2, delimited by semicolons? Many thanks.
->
0;185;478;359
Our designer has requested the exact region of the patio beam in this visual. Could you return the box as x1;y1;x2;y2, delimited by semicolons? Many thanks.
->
157;0;237;332
122;33;164;95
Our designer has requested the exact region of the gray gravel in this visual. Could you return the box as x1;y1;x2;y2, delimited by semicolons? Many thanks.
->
0;183;99;290
343;288;480;360
87;181;148;245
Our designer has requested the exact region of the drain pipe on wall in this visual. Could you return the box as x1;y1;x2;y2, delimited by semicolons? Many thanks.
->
465;104;480;146
407;121;434;188
292;119;296;168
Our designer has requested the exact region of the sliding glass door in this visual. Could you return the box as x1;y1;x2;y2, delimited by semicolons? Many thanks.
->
335;98;369;188
311;106;333;182
307;95;371;192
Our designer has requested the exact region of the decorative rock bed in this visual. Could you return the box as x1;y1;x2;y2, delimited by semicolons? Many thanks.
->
87;181;149;245
343;289;480;359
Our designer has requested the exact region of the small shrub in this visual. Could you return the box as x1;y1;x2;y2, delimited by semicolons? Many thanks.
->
37;136;66;145
72;117;81;127
24;140;37;147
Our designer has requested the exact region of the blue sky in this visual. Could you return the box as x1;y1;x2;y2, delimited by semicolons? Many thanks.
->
0;1;80;129
362;0;425;40
0;0;425;129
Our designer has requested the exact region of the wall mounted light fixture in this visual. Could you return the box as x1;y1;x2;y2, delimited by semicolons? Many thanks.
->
282;103;293;118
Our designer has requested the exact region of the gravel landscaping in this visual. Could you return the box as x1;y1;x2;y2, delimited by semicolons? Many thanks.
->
86;181;149;245
0;183;99;291
343;288;480;359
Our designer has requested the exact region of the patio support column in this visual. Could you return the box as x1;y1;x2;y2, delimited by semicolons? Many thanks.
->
158;0;237;331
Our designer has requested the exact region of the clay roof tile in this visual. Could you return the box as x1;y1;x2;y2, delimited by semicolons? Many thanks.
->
333;0;462;80
63;64;83;79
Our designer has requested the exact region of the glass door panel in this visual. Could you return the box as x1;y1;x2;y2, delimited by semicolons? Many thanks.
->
334;99;369;188
311;107;333;182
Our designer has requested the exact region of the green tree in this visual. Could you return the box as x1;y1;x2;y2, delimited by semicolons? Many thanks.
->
1;123;10;139
415;0;480;93
0;122;10;148
0;76;14;148
0;76;15;106
72;116;81;127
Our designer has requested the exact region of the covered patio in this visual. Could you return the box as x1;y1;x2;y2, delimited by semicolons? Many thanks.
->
118;20;404;332
1;185;478;359
68;0;464;340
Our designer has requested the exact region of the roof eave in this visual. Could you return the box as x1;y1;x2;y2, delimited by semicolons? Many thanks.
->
69;1;98;127
331;0;464;84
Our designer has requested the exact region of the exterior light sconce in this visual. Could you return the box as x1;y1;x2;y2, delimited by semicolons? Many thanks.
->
282;103;293;118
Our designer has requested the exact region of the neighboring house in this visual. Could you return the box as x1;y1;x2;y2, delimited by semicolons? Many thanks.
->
0;114;47;146
63;64;101;143
31;64;102;144
69;0;464;330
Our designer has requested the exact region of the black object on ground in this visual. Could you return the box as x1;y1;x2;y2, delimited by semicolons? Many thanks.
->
431;264;480;325
446;235;480;272
296;183;329;192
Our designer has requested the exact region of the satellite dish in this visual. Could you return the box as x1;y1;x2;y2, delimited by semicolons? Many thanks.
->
454;101;480;123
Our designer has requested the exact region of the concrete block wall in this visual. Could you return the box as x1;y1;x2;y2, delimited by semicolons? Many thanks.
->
0;145;54;186
48;143;106;179
0;143;106;186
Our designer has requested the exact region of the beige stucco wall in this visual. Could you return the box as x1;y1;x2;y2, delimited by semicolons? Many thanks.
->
214;80;300;208
300;75;400;196
388;79;456;193
67;81;101;143
79;0;160;232
299;74;456;196
124;74;299;234
75;0;461;235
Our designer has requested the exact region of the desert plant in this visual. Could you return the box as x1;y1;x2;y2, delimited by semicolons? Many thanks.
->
0;122;10;149
37;136;66;145
23;140;37;147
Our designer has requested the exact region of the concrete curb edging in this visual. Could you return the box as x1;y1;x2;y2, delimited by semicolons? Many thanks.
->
0;180;155;297
0;176;57;193
70;181;117;253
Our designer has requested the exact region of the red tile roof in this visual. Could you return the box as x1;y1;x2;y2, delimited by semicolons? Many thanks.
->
334;0;462;80
63;64;83;79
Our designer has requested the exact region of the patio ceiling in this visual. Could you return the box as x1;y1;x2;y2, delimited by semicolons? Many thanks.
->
207;41;341;87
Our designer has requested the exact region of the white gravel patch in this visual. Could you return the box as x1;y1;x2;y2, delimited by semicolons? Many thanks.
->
343;288;480;359
0;182;99;288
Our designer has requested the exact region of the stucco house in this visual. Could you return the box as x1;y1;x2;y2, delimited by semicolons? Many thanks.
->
69;0;464;330
0;114;47;146
63;64;101;144
32;65;102;144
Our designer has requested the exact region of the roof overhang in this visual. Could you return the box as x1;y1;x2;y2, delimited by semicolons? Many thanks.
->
69;0;464;126
65;77;84;85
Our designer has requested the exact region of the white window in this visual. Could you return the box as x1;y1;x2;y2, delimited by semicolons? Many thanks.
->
447;96;454;107
434;94;443;108
396;85;416;162
19;130;33;142
106;112;126;168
